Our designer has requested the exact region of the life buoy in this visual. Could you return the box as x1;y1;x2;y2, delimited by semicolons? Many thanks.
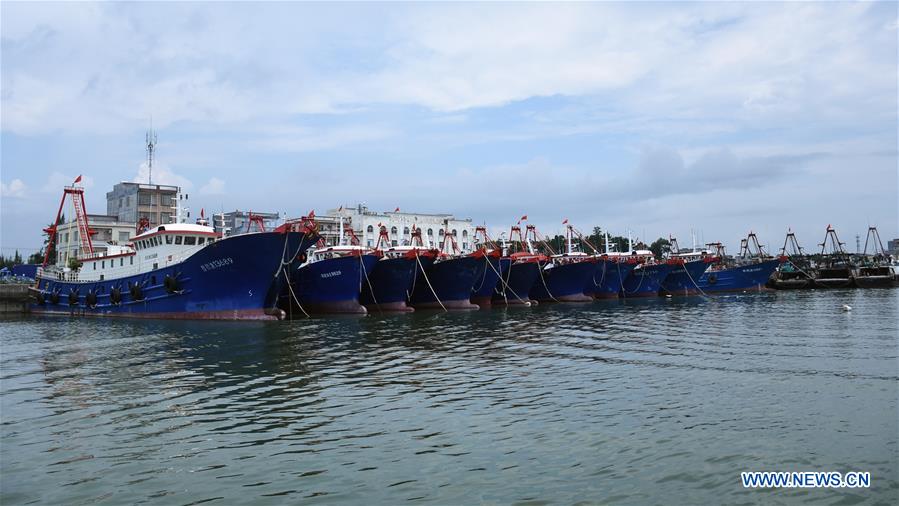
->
110;287;122;305
164;275;179;293
49;292;60;305
708;273;718;285
297;252;308;264
86;290;98;308
130;283;144;301
68;289;79;306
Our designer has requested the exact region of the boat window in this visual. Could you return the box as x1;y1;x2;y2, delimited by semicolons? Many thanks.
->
184;236;197;246
165;235;173;244
174;236;183;245
102;260;105;269
198;237;206;245
93;262;97;270
130;257;134;265
120;258;124;267
153;237;160;247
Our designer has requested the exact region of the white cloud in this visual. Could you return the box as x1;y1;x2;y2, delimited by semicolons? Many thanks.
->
199;177;225;195
41;172;94;193
1;2;893;134
0;179;27;198
132;162;193;190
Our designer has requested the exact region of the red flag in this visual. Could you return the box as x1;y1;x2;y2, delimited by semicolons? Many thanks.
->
309;210;315;219
73;175;82;184
517;214;528;225
200;208;205;218
562;218;568;224
394;207;400;212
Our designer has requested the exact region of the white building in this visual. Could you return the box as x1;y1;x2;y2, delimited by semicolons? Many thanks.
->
322;204;476;252
55;214;135;265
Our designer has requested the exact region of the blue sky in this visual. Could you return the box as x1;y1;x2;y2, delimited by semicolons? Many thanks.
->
2;1;897;256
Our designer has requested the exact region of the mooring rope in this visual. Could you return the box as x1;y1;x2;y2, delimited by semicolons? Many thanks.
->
486;257;530;306
536;260;559;303
415;253;447;312
360;255;381;315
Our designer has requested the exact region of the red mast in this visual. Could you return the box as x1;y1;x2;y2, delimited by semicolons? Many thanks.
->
42;176;94;267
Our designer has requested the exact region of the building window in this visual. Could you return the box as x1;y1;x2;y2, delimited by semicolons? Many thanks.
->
160;212;171;224
404;227;410;235
138;193;151;206
439;229;444;236
391;240;397;247
452;229;457;236
367;239;373;247
367;225;374;233
391;226;398;235
161;195;174;207
463;242;468;250
428;228;433;236
462;230;468;238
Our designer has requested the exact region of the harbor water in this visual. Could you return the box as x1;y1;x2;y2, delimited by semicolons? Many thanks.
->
2;289;897;504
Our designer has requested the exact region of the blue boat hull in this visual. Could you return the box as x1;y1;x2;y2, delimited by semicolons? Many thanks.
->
586;260;637;299
697;259;780;292
621;263;673;298
360;256;417;312
410;256;482;310
286;254;380;314
530;260;595;302
31;231;314;320
660;260;711;296
471;256;507;307
493;260;538;305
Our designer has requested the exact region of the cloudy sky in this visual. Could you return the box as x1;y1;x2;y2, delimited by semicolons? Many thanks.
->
2;2;896;256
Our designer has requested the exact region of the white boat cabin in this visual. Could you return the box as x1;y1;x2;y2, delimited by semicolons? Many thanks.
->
40;223;222;282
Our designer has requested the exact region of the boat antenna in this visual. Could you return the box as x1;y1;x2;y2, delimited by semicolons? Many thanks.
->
146;121;157;185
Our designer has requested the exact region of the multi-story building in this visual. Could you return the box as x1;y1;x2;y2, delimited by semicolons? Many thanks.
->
55;214;135;265
106;182;183;228
213;210;282;237
888;238;899;257
322;204;476;252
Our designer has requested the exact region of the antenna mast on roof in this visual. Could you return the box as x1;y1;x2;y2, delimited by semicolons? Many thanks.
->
146;122;157;185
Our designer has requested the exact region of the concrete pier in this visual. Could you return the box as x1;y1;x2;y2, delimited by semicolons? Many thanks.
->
0;284;31;314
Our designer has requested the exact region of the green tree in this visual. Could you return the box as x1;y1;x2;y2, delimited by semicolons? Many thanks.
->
649;237;671;258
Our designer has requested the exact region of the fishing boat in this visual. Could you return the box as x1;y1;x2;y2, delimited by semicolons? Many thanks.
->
492;224;541;305
695;232;781;292
771;229;814;289
31;179;316;320
409;224;483;310
619;254;673;298
658;236;715;296
583;231;638;299
283;214;379;315
359;225;428;312
854;226;896;288
469;227;508;308
813;225;855;288
528;222;596;303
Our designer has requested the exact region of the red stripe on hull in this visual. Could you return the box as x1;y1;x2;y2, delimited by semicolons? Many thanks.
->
29;307;282;321
412;299;480;310
363;301;415;313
